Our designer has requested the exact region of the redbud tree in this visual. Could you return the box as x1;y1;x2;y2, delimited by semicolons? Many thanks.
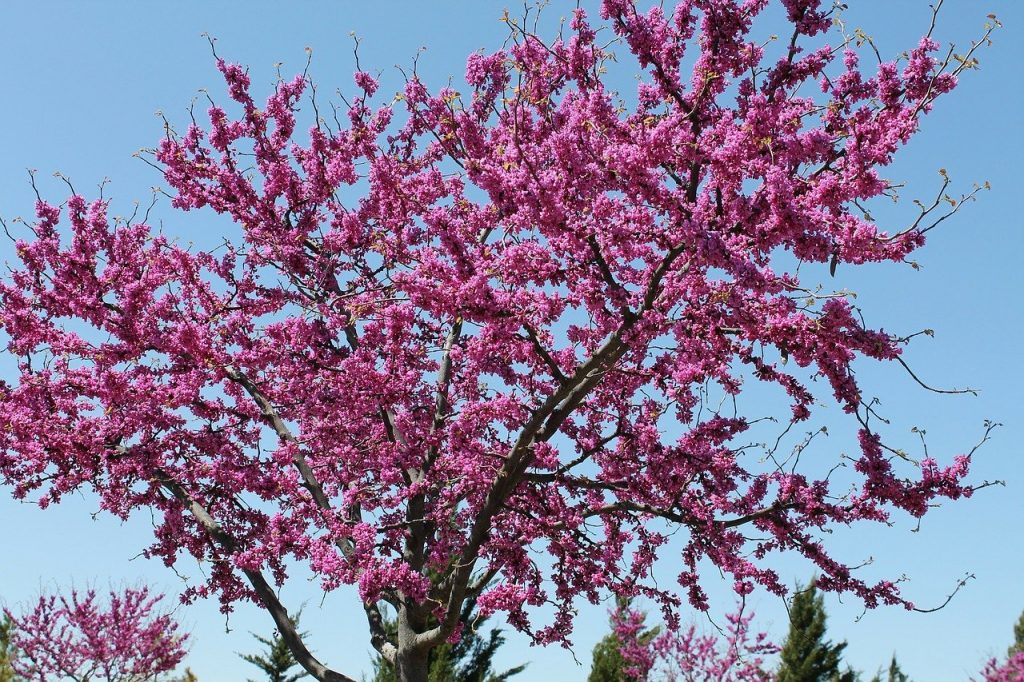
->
0;2;1000;681
5;587;187;682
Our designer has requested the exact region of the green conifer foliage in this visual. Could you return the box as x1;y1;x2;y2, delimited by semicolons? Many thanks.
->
776;583;854;682
0;615;20;682
870;655;909;682
240;612;310;682
588;632;634;682
587;597;659;682
1010;610;1024;657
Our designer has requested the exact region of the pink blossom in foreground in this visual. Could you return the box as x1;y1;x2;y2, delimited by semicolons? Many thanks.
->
5;587;188;682
0;1;999;680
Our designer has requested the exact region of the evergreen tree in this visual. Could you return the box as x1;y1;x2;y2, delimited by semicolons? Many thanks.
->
588;632;635;682
869;655;909;682
776;582;855;682
240;612;310;682
0;614;20;682
369;594;525;682
1010;610;1024;657
587;597;660;682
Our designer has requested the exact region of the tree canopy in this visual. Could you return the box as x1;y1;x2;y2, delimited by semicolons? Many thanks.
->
0;1;998;681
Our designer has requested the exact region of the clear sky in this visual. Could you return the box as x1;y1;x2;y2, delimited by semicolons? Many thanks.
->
0;2;1021;680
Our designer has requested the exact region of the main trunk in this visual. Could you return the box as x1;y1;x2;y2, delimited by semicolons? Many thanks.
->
395;645;430;682
395;605;431;682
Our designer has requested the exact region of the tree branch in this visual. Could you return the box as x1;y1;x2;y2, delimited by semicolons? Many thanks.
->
419;247;692;650
218;370;395;659
153;470;368;681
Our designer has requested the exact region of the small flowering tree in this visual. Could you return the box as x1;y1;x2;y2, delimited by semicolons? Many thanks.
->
976;653;1024;682
5;587;188;682
0;1;1001;681
613;602;776;681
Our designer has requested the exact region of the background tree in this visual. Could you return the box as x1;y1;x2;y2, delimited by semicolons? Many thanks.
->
776;584;855;682
4;586;188;682
869;656;909;682
370;594;525;682
0;614;20;682
611;600;775;682
1010;611;1024;657
240;612;309;682
0;1;999;681
589;597;660;682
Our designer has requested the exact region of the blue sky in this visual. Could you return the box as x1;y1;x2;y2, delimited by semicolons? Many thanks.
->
0;2;1021;680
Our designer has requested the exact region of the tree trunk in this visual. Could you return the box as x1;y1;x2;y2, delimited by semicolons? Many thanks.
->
395;605;431;682
395;644;430;682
